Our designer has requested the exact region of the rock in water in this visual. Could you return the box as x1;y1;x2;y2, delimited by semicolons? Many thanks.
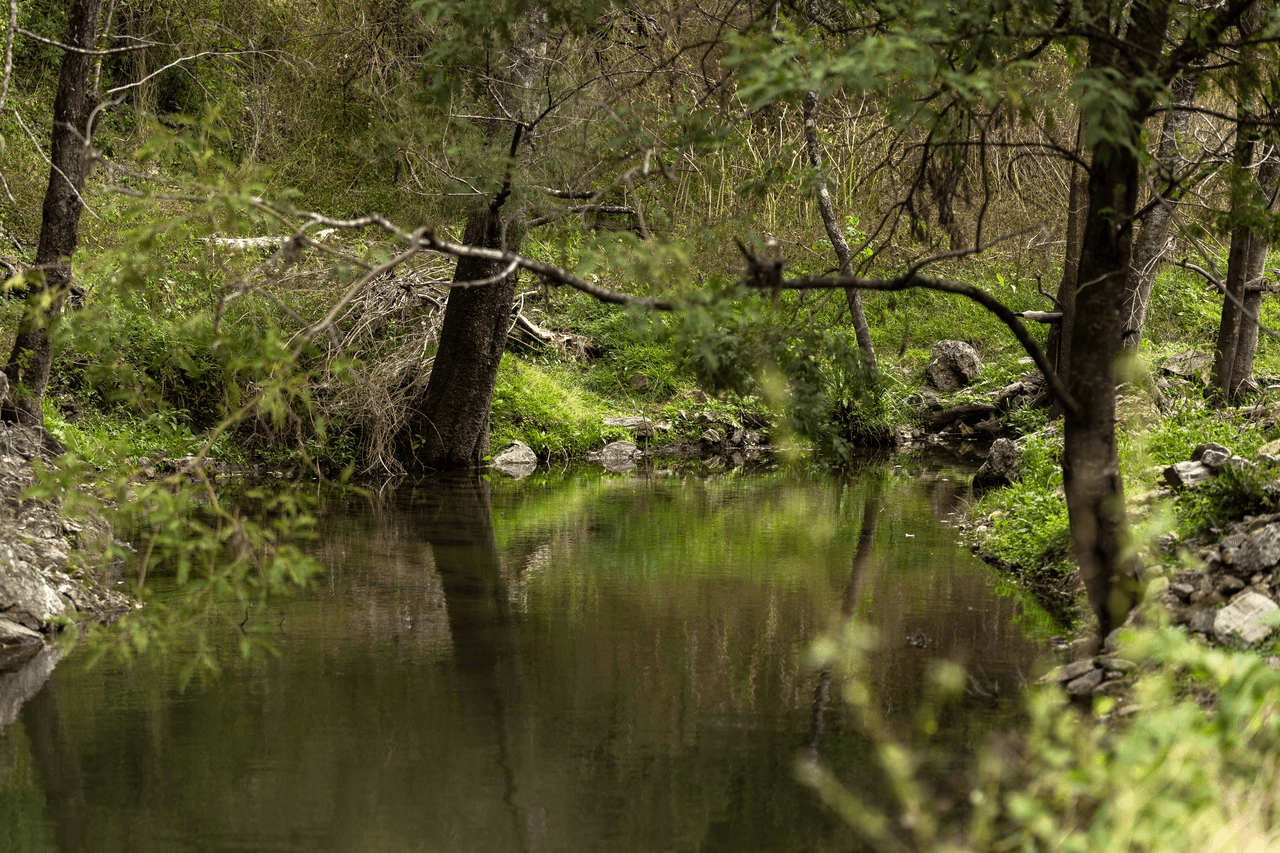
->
491;442;537;478
925;340;981;391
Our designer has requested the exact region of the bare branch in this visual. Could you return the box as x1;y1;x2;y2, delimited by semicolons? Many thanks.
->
736;244;1077;416
418;231;675;310
16;26;151;54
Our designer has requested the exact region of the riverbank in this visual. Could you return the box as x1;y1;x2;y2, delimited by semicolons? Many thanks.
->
0;412;131;674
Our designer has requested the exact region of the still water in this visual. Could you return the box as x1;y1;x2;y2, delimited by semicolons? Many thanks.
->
1;464;1054;852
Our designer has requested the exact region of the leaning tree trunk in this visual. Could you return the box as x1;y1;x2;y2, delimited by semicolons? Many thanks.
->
1120;70;1199;350
1063;6;1170;637
801;89;876;368
403;207;522;469
1;0;105;426
400;11;545;471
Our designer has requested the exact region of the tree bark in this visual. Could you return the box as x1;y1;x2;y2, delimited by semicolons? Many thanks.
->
1120;70;1199;350
404;207;522;469
401;11;545;471
1045;113;1088;403
1063;3;1170;636
1226;154;1280;395
2;0;104;426
801;89;877;368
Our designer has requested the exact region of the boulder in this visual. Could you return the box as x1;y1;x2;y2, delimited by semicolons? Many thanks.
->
973;438;1022;488
586;440;639;473
925;340;981;391
1162;461;1215;489
1233;522;1280;578
1214;591;1279;646
491;442;537;478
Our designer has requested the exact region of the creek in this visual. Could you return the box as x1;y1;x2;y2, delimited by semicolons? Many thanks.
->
0;462;1056;852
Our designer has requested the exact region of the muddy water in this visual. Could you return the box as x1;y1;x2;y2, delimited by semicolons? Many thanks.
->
0;465;1054;852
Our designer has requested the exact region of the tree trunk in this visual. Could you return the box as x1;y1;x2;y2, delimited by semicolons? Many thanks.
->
1045;113;1088;404
801;89;877;368
401;11;545;471
1227;154;1280;394
1120;70;1199;350
403;207;522;469
1;0;104;426
1063;5;1170;637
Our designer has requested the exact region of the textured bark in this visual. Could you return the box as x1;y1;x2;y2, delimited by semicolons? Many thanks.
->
1227;155;1280;394
1064;4;1170;636
2;0;104;426
1120;70;1199;349
801;89;877;368
404;208;521;470
1046;114;1088;401
401;11;544;471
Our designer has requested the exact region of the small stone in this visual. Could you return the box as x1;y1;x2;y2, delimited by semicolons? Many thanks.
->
1170;582;1195;601
701;429;723;445
1234;523;1280;577
1066;669;1105;695
1094;679;1128;696
1216;575;1246;595
1188;608;1217;634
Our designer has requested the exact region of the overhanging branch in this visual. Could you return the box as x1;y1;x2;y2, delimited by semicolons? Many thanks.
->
416;232;675;310
737;245;1079;417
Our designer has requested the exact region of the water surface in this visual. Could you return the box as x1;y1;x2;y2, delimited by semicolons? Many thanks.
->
0;465;1053;852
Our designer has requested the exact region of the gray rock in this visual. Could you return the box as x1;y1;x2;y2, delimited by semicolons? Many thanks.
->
1170;582;1196;601
1192;442;1232;463
1199;447;1233;468
1188;608;1218;634
1234;523;1280;577
1213;592;1280;646
701;429;723;445
1216;575;1246;595
1066;668;1105;695
586;441;639;473
603;417;669;438
906;389;941;410
1094;679;1128;696
490;442;538;479
1042;658;1097;684
925;340;981;391
0;557;68;626
0;617;42;647
1162;461;1215;489
973;438;1022;488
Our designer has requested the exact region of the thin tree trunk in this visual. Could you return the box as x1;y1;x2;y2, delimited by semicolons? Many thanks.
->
1120;70;1199;350
1212;124;1261;401
1;0;104;426
801;90;877;368
1228;154;1280;393
1046;113;1088;404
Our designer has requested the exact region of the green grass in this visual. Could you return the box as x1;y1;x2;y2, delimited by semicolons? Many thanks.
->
490;355;632;458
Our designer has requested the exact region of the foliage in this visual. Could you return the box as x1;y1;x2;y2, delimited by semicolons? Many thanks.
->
973;430;1070;576
803;616;1280;852
489;356;630;458
1177;460;1280;537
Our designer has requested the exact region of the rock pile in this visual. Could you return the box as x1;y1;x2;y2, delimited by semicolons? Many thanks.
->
0;421;130;673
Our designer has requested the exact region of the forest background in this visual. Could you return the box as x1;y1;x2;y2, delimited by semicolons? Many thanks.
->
6;0;1280;849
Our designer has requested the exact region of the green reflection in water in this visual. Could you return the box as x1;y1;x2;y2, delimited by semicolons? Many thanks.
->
1;466;1054;853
